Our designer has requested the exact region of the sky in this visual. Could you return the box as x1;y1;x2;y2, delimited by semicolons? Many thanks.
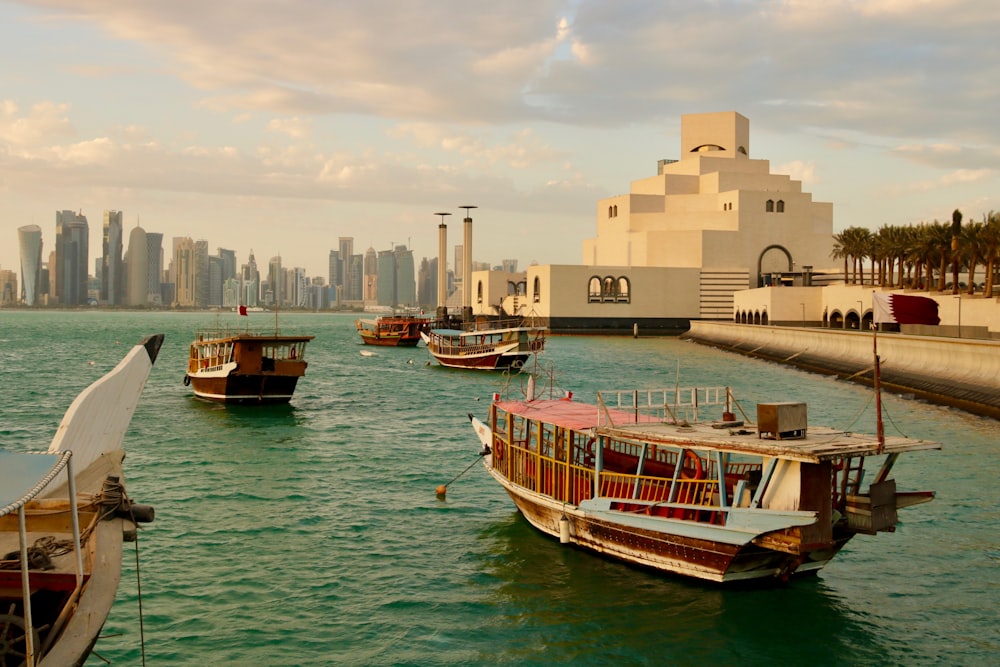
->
2;0;998;280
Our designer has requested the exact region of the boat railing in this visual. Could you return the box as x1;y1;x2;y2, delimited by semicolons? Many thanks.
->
596;386;733;425
195;325;282;340
462;318;542;333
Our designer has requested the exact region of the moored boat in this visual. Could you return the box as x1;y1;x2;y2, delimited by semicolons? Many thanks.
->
355;315;429;347
0;333;161;666
469;384;938;584
184;326;314;404
422;319;545;370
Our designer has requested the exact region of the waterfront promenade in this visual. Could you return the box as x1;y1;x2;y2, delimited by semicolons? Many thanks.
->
683;321;1000;419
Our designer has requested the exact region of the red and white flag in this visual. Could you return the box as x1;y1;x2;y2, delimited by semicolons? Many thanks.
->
238;305;248;316
872;293;940;325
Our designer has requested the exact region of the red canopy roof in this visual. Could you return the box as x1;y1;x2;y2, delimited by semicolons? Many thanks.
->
495;398;654;431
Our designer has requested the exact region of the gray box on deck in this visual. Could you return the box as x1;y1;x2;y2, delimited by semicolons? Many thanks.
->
757;402;807;440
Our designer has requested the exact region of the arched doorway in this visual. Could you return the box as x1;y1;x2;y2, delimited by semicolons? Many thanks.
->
757;245;793;287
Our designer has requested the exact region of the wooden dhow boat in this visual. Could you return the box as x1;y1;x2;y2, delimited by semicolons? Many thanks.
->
355;315;429;347
469;383;938;584
421;319;545;370
0;333;161;666
184;324;314;405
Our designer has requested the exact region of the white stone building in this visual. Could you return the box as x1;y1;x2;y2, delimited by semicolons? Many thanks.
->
472;111;839;333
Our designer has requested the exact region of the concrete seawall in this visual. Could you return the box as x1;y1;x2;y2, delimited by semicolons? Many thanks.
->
682;321;1000;419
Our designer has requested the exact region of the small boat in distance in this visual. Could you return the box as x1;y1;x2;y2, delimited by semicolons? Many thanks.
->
422;319;545;370
0;333;161;665
355;315;429;347
185;322;314;405
469;383;938;584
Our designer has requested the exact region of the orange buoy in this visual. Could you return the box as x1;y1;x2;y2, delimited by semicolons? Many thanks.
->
435;485;447;498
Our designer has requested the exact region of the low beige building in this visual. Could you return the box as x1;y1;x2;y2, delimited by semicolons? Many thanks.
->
473;111;839;332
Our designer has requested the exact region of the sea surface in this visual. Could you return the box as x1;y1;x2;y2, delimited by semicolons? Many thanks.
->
1;310;997;666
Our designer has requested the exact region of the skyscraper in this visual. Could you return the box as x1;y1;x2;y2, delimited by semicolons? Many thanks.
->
173;237;196;307
363;247;378;303
339;237;354;301
146;232;163;305
268;256;283;306
101;210;124;305
242;249;260;307
394;245;416;307
126;225;148;306
17;224;43;306
55;210;89;305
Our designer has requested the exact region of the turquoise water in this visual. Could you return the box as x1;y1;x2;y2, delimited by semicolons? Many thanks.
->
1;311;996;666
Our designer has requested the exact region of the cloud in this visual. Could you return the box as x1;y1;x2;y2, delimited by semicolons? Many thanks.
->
0;100;75;148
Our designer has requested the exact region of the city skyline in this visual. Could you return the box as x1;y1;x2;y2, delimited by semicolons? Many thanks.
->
2;2;998;277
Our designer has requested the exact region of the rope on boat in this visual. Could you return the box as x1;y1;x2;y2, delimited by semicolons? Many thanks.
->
436;449;488;497
130;508;148;667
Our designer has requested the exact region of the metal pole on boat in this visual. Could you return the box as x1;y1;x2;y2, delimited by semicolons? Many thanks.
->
66;454;85;586
18;506;37;666
874;321;885;453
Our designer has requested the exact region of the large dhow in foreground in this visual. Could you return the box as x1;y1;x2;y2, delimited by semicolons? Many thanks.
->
185;324;314;404
0;334;161;666
469;383;938;584
422;318;545;370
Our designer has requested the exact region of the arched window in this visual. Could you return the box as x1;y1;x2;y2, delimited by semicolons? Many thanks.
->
517;280;527;296
613;204;618;217
608;205;613;218
532;276;541;303
603;276;615;298
776;200;785;213
616;277;630;303
506;281;517;295
766;199;774;213
588;276;602;302
477;281;483;304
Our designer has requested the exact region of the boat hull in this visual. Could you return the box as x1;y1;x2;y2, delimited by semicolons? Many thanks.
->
189;373;303;404
358;332;421;347
430;349;530;370
490;467;844;583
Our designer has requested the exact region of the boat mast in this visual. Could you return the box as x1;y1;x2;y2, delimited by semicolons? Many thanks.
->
873;321;885;453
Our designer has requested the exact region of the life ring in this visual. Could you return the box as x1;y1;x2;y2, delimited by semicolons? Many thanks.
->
183;374;191;386
680;449;704;480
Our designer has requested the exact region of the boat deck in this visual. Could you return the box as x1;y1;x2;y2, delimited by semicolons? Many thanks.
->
599;419;940;462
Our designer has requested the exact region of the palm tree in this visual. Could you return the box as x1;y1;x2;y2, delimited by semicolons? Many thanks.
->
911;223;939;291
961;221;984;295
981;211;1000;297
831;232;849;283
845;226;873;285
928;221;952;291
951;209;963;294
